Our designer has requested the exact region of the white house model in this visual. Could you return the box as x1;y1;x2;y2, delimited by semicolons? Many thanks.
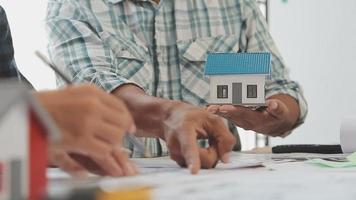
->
0;82;59;200
204;53;271;106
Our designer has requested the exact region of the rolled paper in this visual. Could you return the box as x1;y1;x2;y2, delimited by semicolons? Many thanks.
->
340;117;356;153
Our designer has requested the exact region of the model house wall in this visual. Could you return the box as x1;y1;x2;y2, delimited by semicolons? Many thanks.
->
0;100;29;200
209;75;266;105
29;110;48;200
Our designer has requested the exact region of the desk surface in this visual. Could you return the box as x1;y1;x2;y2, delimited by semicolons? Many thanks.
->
48;152;356;200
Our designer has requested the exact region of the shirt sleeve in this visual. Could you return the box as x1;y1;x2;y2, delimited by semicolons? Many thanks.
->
45;0;146;92
240;0;308;134
0;6;19;79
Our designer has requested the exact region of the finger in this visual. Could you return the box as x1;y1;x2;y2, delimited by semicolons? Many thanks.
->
112;147;137;176
178;130;201;174
207;134;230;163
69;153;106;176
217;105;237;113
218;105;249;116
90;153;123;177
80;139;123;176
206;116;236;163
199;147;219;169
217;105;263;130
217;105;256;122
127;160;139;175
206;105;220;113
265;99;286;119
167;138;189;168
50;151;88;177
170;152;187;168
195;127;209;139
131;161;139;174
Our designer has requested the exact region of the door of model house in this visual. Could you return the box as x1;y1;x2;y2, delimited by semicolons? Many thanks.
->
232;82;242;104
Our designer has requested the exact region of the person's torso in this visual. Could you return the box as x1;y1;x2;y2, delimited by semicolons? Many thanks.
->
79;0;247;106
66;0;246;157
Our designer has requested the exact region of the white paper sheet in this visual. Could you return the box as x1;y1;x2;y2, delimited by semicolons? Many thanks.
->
132;155;263;174
99;155;356;200
48;153;356;200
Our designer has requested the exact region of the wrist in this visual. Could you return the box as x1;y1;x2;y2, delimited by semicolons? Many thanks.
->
112;84;173;138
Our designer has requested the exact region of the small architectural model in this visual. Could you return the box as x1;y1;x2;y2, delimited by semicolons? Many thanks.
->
0;82;59;200
204;53;271;106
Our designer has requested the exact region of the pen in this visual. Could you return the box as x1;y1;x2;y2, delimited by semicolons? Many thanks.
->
35;51;146;155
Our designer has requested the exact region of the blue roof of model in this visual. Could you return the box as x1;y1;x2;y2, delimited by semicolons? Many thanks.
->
204;53;271;75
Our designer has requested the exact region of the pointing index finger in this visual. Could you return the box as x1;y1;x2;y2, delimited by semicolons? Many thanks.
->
178;130;201;174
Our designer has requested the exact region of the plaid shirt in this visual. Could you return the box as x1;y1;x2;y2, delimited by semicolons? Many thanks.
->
46;0;308;157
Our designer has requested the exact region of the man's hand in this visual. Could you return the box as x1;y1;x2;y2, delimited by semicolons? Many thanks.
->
162;102;236;174
113;85;236;174
35;84;138;177
206;94;300;137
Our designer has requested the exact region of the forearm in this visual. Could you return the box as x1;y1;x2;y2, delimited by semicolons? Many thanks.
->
112;84;173;138
242;0;306;130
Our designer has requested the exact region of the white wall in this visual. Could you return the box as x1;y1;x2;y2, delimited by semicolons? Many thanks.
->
269;0;356;145
210;75;265;105
1;1;56;90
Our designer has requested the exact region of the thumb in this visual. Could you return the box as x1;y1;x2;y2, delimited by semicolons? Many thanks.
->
266;99;285;119
199;147;219;169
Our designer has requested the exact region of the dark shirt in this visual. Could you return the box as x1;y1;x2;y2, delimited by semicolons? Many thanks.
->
0;6;32;87
0;6;18;78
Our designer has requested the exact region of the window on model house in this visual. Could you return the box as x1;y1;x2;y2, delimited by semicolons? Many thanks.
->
247;85;257;98
217;85;228;99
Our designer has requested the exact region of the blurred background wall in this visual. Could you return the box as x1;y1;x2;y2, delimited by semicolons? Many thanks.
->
269;0;356;146
1;1;56;90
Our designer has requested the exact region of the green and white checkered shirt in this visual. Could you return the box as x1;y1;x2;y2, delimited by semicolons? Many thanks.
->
46;0;308;157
